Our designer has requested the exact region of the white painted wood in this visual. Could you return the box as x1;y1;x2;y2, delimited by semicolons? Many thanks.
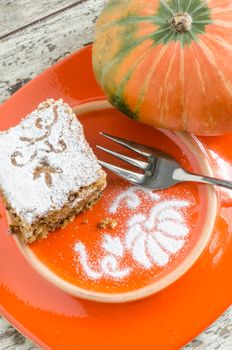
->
0;0;105;104
0;0;231;349
0;0;79;37
0;316;36;349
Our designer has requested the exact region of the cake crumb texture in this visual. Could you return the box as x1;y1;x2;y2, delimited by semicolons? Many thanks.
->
97;218;118;230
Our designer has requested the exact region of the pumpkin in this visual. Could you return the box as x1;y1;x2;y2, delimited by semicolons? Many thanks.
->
92;0;232;136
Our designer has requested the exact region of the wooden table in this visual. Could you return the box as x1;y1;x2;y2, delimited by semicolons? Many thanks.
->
0;1;231;349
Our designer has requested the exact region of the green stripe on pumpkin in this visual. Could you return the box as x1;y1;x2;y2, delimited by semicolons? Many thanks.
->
99;0;212;85
99;31;156;85
98;0;212;121
152;0;212;46
111;95;138;120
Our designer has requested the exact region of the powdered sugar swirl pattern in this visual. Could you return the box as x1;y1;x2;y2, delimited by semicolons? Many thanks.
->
0;99;103;224
74;186;190;279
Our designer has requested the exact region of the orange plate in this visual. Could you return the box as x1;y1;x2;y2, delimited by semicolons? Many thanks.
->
0;45;231;349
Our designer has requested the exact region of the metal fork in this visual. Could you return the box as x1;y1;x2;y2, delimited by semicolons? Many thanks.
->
97;132;232;190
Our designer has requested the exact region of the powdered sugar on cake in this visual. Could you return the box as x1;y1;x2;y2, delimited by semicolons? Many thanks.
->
0;99;103;224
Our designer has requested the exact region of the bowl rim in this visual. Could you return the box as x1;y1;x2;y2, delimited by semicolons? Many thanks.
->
13;111;218;303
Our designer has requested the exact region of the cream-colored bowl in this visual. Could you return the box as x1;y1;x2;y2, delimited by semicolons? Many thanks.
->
13;100;218;303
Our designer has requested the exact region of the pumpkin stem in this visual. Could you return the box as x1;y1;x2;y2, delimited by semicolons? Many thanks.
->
170;12;192;34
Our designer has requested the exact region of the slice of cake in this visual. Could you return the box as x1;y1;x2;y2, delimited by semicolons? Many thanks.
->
0;99;106;243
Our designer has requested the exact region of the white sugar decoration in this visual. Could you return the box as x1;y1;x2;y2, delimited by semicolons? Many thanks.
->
109;186;159;213
158;221;189;237
144;200;189;230
74;242;102;280
154;232;185;254
100;256;131;279
74;186;191;280
74;238;131;280
102;235;124;257
0;99;103;224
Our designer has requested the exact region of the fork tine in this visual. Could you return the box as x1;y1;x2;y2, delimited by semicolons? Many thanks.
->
97;145;149;170
99;160;144;184
100;132;152;158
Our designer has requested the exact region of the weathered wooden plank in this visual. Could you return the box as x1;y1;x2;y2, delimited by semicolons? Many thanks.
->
0;0;82;38
0;0;105;104
0;316;36;350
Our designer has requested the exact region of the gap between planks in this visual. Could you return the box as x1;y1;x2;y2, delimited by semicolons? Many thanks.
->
0;0;89;41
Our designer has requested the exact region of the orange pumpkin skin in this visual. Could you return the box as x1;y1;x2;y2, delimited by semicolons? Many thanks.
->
93;0;232;136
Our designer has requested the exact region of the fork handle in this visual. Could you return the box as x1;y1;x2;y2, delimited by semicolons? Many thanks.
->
173;169;232;190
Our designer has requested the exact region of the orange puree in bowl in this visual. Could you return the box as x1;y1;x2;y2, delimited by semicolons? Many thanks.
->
29;108;211;294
